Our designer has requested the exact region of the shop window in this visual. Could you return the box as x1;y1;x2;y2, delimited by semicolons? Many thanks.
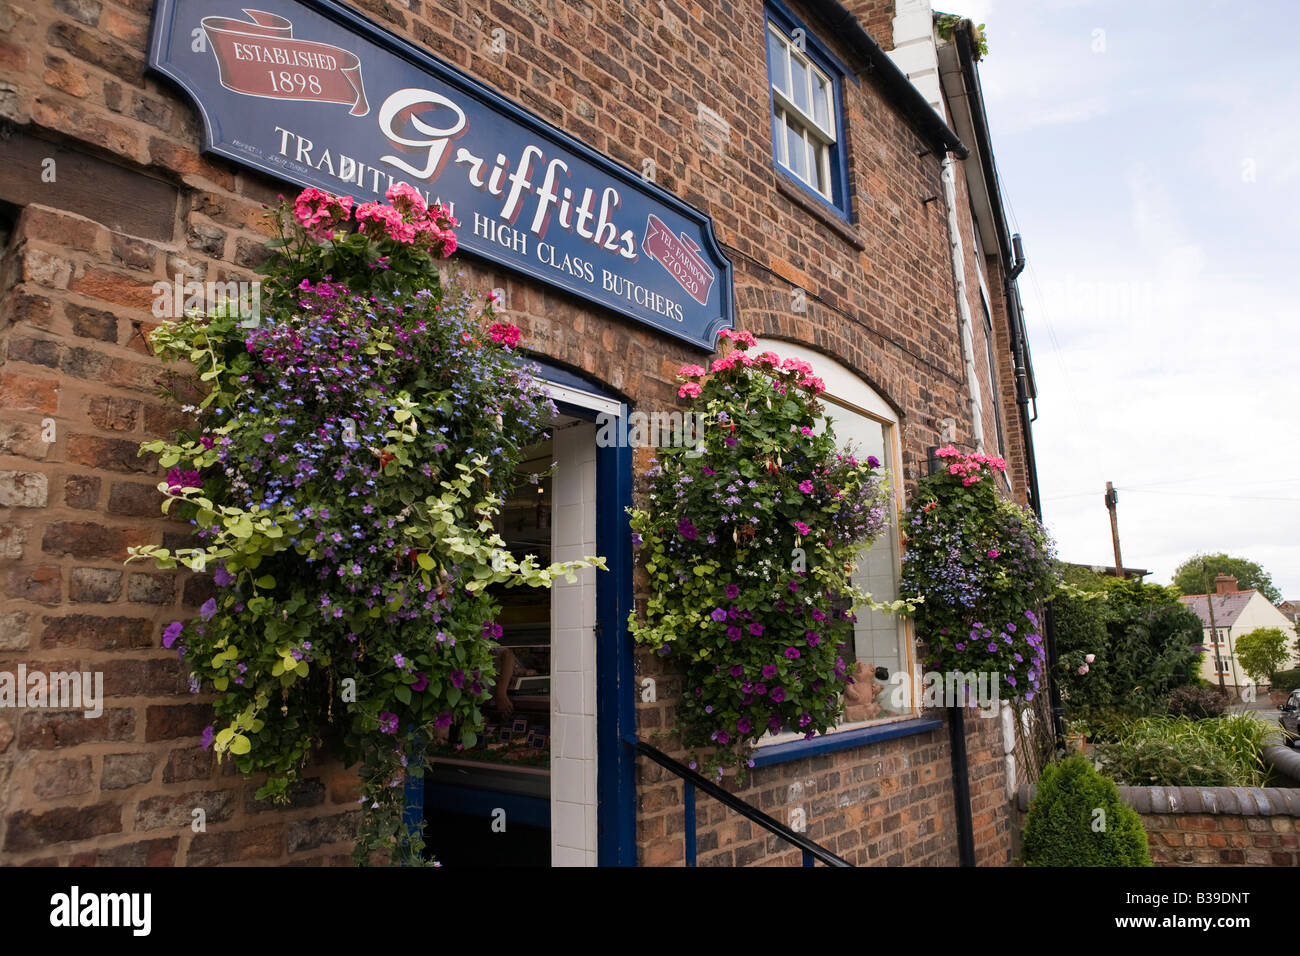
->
752;339;915;741
765;4;849;216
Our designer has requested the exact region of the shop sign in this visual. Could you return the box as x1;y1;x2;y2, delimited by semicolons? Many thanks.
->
149;0;734;350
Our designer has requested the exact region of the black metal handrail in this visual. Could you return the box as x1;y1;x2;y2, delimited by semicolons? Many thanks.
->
623;735;852;867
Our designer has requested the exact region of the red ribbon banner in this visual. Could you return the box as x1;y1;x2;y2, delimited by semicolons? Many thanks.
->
643;214;716;306
201;8;369;116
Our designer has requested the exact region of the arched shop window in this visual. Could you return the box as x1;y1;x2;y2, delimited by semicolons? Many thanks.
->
752;339;918;733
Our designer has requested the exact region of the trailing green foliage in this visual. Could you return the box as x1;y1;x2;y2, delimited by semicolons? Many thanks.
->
128;187;602;863
1023;753;1151;867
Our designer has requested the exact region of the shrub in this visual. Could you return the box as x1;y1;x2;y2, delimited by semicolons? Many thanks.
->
1272;669;1300;693
1023;754;1151;867
1095;714;1271;788
1054;566;1203;720
1165;684;1230;720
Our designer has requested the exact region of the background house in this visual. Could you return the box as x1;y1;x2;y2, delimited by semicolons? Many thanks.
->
1179;575;1300;692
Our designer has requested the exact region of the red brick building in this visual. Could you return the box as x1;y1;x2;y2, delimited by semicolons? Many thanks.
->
0;0;1043;865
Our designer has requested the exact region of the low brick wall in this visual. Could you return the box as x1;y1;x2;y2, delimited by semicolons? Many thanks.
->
1121;787;1300;866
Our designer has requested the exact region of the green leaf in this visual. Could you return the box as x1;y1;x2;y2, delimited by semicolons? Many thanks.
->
394;685;412;705
255;574;276;589
416;553;435;571
229;734;251;755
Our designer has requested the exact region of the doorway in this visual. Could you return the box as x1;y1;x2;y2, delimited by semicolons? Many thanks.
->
421;414;600;865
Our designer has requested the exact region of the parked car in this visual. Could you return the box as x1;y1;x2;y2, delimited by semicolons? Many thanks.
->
1279;690;1300;747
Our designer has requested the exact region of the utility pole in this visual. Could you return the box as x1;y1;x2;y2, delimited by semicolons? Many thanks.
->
1203;560;1226;692
1104;482;1122;575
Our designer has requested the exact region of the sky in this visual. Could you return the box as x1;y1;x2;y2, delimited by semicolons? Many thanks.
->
935;0;1300;599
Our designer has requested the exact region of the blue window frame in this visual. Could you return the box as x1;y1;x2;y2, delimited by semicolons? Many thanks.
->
764;1;852;218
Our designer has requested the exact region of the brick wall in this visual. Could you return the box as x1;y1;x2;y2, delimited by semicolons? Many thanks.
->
1123;787;1300;867
1;0;1025;865
635;706;1010;866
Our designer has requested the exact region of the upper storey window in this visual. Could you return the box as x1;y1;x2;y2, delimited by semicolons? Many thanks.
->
765;5;849;216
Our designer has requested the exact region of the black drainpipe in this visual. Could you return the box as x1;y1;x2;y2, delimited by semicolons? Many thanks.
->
948;704;977;866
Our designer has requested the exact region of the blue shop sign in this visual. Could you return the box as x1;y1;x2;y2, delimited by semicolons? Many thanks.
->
148;0;734;350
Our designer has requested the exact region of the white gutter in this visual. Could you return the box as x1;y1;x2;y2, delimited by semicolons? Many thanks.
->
941;154;984;452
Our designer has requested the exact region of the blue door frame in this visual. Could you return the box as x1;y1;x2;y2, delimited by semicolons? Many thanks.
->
405;381;638;866
594;437;636;865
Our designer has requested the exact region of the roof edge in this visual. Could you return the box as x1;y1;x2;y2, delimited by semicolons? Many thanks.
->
802;0;969;158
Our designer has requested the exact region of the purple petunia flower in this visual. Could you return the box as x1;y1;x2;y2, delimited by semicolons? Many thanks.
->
784;647;801;659
724;584;740;600
213;565;234;588
711;608;727;622
762;664;778;678
749;623;764;636
737;718;753;734
411;672;429;693
727;625;743;641
451;669;465;689
199;598;218;621
200;725;215;751
770;687;786;702
162;621;184;649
